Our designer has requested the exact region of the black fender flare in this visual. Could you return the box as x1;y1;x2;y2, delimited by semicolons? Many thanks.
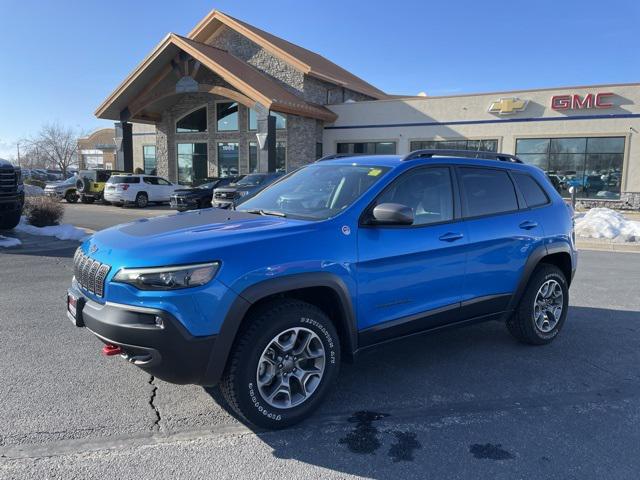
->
507;241;573;312
201;272;357;386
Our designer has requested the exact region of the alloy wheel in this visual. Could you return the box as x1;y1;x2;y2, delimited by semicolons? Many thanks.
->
256;327;326;409
533;279;564;333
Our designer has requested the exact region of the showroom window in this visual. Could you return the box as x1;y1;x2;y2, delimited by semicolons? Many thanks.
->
515;137;625;199
218;142;239;177
177;143;208;185
276;141;286;172
410;139;498;152
176;107;207;133
249;142;258;173
248;109;287;130
216;102;239;131
142;145;156;175
336;142;396;154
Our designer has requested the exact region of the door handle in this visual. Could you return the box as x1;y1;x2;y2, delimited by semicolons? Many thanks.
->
439;232;464;242
519;221;538;230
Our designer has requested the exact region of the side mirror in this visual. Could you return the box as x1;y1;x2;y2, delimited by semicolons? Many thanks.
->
371;203;414;225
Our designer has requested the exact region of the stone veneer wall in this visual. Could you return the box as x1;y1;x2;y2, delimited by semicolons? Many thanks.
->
155;27;377;180
574;192;640;211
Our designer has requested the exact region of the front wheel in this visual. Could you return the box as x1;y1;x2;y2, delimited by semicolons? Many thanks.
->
507;264;569;345
220;299;340;429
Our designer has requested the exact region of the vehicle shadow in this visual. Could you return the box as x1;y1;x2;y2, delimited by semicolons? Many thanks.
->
204;305;640;478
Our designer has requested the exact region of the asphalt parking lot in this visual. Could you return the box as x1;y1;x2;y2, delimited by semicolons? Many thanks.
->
1;207;640;479
61;202;172;232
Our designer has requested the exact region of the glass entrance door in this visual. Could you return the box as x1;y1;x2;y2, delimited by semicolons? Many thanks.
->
177;143;208;185
217;142;239;177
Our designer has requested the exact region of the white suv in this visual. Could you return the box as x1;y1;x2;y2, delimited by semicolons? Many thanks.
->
104;174;178;208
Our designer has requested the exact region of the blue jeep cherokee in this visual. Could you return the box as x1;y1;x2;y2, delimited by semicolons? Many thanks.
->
67;150;577;429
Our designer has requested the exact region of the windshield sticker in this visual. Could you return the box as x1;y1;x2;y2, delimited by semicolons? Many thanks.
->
368;168;382;177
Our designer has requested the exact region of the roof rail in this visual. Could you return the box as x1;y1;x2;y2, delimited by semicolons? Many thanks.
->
402;149;523;163
316;153;362;162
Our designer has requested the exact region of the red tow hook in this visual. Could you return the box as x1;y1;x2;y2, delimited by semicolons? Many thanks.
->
102;344;123;356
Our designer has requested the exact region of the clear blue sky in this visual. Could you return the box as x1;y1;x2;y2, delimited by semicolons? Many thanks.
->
0;0;638;158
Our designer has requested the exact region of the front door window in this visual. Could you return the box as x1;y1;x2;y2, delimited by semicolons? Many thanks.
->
177;143;208;185
218;142;239;177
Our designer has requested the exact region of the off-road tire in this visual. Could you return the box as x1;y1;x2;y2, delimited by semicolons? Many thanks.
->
135;192;148;208
220;299;340;429
507;264;568;345
65;190;78;203
76;177;89;193
0;209;21;230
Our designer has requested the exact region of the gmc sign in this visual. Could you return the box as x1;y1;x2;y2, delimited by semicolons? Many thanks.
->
551;92;614;110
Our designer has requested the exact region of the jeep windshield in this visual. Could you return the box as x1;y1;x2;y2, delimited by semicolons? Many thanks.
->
237;164;390;220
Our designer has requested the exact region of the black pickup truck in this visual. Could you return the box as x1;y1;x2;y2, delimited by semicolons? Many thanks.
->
0;158;24;230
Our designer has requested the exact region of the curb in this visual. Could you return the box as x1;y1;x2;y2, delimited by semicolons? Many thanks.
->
576;238;640;253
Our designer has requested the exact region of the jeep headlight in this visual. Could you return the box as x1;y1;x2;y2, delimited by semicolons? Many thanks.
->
113;262;220;290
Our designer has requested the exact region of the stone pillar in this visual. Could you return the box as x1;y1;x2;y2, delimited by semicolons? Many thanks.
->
254;103;276;172
121;122;133;173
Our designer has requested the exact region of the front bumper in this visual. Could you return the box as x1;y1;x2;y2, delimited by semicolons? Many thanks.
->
45;190;64;199
68;284;218;385
170;196;198;210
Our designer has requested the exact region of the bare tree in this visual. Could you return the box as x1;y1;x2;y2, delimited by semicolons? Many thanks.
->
25;123;79;175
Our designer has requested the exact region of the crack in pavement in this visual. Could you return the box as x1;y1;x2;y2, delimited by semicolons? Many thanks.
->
149;376;161;431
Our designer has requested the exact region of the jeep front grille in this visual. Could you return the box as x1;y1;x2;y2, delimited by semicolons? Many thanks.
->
73;248;111;297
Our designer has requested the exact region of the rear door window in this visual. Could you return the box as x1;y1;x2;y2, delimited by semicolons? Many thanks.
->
459;167;518;217
513;173;549;208
108;176;140;184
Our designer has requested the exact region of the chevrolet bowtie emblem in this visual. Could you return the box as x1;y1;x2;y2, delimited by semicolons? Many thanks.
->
488;97;529;115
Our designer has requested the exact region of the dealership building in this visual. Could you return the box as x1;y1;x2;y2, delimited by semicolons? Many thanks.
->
96;9;640;207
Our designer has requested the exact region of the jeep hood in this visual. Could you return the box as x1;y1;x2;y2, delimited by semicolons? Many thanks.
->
85;208;312;266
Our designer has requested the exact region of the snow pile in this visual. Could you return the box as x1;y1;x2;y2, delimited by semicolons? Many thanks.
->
575;208;640;242
14;217;90;241
0;235;21;248
24;184;44;196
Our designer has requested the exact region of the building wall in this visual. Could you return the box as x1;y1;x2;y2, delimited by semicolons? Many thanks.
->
152;91;289;182
131;123;157;172
77;128;117;170
324;83;640;195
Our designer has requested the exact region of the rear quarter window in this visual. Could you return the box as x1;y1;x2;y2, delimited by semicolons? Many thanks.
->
109;176;140;184
459;167;518;217
513;173;549;208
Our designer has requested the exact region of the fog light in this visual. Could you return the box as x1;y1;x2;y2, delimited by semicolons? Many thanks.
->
154;316;164;329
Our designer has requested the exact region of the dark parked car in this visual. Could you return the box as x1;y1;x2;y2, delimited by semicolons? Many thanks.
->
169;177;242;212
212;172;284;209
0;158;24;230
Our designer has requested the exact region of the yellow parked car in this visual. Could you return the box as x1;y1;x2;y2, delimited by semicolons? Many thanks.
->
75;169;127;204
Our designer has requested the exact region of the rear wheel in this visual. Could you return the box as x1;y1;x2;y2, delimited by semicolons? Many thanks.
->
220;299;340;429
65;190;78;203
507;264;568;345
135;192;148;208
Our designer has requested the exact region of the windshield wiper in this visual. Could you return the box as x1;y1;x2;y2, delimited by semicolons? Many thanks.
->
243;209;287;217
